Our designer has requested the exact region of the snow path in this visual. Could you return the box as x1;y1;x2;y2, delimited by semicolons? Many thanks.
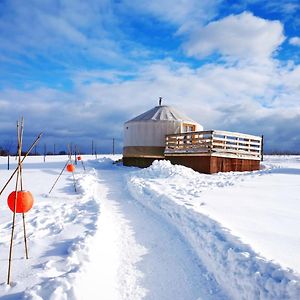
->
76;165;228;300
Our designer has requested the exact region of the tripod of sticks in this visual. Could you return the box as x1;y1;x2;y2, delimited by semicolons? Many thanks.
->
0;118;43;285
76;148;86;171
48;144;78;195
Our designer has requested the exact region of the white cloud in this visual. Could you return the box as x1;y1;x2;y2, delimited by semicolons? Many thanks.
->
289;37;300;46
0;0;130;66
265;1;300;15
183;12;285;61
1;57;300;152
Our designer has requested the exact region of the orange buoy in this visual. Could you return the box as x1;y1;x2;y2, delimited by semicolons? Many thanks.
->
77;156;81;161
7;191;34;213
66;164;75;172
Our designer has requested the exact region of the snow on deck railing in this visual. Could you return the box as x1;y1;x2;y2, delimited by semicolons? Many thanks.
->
165;130;262;160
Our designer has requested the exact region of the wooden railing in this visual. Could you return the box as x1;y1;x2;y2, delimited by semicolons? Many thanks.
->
164;130;262;160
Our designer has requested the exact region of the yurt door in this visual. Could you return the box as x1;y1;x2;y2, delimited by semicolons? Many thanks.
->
182;124;196;133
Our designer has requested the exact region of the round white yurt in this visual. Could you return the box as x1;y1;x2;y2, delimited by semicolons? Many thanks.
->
123;103;203;167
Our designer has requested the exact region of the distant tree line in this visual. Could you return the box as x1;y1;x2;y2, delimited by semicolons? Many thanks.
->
0;138;118;156
0;146;69;156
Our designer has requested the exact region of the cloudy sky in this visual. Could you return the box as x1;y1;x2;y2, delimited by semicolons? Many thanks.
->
0;0;300;153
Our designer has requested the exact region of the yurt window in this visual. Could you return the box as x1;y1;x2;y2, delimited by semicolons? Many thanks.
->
182;124;196;133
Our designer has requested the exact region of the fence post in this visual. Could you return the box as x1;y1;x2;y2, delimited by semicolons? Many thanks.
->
112;138;115;155
261;135;264;162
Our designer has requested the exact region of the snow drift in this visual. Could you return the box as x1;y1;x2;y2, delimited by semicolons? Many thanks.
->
23;169;100;299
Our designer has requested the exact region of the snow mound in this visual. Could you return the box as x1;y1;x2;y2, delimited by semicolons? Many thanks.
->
138;160;199;179
126;161;300;300
88;157;116;170
23;169;100;299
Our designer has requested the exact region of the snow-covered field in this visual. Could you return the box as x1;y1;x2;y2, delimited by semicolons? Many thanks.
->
0;155;299;299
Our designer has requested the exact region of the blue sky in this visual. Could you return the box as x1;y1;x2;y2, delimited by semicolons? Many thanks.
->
0;0;300;153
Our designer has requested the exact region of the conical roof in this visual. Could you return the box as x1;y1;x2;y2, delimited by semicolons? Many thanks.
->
125;105;198;124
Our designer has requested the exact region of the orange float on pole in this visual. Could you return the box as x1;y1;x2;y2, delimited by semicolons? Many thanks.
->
7;117;38;285
49;145;77;194
0;120;42;285
7;191;34;213
66;164;75;172
77;151;86;171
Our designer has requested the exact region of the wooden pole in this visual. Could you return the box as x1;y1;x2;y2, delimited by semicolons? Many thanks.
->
112;138;115;155
44;144;46;162
74;145;77;165
7;119;22;284
66;144;77;192
261;135;264;162
22;213;29;259
79;150;86;171
91;140;94;156
7;154;10;170
18;119;29;260
0;132;43;197
67;144;72;161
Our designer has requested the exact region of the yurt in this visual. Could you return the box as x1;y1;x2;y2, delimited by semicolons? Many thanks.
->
123;103;203;167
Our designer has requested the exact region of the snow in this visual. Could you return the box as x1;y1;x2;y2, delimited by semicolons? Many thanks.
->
69;158;228;299
0;155;228;299
0;154;299;299
126;157;300;299
0;155;100;299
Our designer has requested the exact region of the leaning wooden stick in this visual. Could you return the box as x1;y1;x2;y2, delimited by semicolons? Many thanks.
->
48;160;69;194
18;119;29;259
22;213;29;259
77;150;86;171
0;132;43;197
67;144;77;192
7;119;22;284
67;144;72;160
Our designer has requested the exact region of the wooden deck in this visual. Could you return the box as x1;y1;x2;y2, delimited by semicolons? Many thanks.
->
164;130;262;173
123;130;262;173
165;130;262;160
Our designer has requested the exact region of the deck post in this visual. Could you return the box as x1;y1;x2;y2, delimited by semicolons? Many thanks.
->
261;135;264;162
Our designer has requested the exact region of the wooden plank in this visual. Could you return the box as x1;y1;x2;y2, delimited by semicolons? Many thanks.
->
213;137;261;146
165;130;213;137
164;152;261;161
167;141;259;152
213;130;262;141
166;130;261;141
212;142;261;152
212;148;260;156
166;140;210;145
